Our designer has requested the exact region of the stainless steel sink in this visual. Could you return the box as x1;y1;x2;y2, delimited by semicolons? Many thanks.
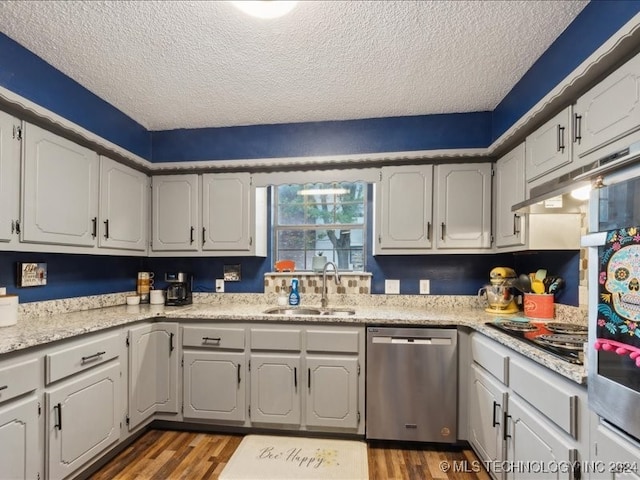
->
263;307;323;316
262;307;355;316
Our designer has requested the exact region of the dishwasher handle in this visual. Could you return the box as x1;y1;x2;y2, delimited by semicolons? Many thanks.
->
371;336;453;345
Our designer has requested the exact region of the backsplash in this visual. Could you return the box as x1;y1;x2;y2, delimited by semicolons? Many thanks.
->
264;273;372;295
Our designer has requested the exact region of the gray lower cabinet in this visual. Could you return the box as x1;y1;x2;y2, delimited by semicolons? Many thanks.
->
506;395;579;480
0;395;40;480
249;353;302;426
468;333;588;480
46;362;120;480
305;355;359;430
469;364;507;468
590;418;640;480
183;350;246;422
128;322;179;430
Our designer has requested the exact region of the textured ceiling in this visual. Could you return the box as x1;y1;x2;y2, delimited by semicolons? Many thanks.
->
0;0;588;131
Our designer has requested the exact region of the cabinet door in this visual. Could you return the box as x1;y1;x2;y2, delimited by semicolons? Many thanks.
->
183;351;246;422
202;172;252;252
128;322;179;430
525;107;571;182
99;156;149;251
47;363;120;480
151;175;199;251
0;396;39;480
22;123;99;247
574;53;640;159
376;165;433;252
434;163;492;249
305;355;359;430
592;419;640;480
249;354;301;426
505;395;577;480
495;144;526;248
469;365;507;467
0;111;20;244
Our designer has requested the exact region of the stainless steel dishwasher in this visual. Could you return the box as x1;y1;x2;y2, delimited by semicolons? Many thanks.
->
366;326;457;443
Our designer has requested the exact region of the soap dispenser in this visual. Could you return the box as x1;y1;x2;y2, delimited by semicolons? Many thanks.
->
289;278;300;306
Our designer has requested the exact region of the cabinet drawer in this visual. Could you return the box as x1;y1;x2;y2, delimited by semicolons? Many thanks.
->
306;329;360;353
509;357;578;438
471;333;509;384
251;328;301;351
46;332;120;384
0;358;39;404
182;326;245;350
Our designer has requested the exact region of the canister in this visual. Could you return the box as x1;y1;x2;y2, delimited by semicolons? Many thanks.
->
524;293;554;319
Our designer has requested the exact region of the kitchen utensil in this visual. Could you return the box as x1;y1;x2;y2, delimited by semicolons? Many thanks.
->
535;269;548;281
548;277;564;294
531;279;546;294
517;274;532;293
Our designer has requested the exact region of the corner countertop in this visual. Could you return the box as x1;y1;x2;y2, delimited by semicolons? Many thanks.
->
0;296;587;385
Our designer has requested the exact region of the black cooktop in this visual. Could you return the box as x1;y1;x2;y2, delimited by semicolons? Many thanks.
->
487;320;587;365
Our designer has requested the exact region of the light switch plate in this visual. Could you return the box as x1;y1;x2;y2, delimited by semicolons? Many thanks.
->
419;279;430;295
215;279;225;292
385;279;400;295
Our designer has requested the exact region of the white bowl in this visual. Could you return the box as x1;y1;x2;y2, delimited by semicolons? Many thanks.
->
126;295;141;305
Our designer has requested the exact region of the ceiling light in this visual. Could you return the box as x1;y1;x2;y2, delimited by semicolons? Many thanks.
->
570;185;591;201
229;1;298;19
297;188;349;196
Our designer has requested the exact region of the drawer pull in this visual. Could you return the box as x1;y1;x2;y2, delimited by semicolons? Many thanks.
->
54;403;62;430
492;401;500;427
81;351;106;364
0;385;7;391
202;337;221;345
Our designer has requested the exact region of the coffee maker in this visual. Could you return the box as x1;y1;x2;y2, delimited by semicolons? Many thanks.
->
165;272;193;306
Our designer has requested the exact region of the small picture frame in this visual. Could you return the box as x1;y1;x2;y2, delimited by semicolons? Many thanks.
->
17;262;48;287
224;264;241;282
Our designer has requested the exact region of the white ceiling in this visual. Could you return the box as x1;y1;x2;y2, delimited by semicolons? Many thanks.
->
0;0;588;131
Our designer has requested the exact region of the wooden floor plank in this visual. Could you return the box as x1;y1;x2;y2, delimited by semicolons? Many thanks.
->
90;429;488;480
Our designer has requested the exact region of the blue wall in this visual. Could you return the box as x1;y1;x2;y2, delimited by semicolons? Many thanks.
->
492;0;640;141
2;2;639;160
0;33;151;159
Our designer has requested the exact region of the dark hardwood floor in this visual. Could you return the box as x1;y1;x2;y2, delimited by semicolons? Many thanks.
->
89;429;491;480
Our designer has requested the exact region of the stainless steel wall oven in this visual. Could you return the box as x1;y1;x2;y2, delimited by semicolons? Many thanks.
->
585;156;640;442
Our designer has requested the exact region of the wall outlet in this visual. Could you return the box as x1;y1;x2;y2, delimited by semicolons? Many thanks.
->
419;279;430;295
215;279;225;292
385;279;400;295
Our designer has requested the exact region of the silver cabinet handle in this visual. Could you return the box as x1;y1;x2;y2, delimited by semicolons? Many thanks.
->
81;351;106;364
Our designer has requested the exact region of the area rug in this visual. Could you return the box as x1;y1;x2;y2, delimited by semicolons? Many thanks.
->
219;434;369;480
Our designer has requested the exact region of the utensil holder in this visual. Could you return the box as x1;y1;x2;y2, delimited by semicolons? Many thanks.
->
524;293;554;319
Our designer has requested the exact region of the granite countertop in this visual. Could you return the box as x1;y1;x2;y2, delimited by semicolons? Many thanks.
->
0;294;587;384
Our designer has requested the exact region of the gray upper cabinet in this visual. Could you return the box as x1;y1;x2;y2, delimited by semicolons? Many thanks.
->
574;52;640;160
202;172;264;255
495;144;526;249
151;174;200;251
22;123;99;247
375;165;434;253
525;107;572;183
98;157;149;252
434;163;492;249
0;111;20;244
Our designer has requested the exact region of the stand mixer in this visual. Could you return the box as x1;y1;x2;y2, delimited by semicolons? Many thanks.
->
478;267;519;314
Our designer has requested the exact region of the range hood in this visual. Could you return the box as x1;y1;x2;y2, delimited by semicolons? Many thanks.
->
512;140;640;213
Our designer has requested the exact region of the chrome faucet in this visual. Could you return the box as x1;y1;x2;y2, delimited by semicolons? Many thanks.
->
321;261;341;308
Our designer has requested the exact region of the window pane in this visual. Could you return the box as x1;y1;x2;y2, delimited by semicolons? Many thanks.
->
275;182;367;271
